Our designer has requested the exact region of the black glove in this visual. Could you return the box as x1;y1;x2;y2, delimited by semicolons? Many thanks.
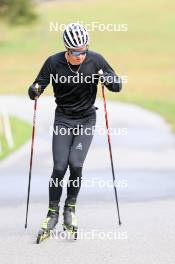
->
28;83;41;100
101;71;114;86
98;70;122;92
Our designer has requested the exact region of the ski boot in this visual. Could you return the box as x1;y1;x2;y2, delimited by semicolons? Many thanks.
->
36;202;59;244
63;201;78;240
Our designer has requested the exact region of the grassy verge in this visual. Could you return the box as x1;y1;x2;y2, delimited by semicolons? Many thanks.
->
0;116;31;160
107;93;175;132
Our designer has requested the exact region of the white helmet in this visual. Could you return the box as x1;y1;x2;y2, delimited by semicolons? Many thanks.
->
63;23;89;49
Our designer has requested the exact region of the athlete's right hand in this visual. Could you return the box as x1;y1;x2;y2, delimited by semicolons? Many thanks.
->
28;83;41;100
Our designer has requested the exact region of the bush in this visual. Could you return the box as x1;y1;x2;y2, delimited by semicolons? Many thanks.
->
0;0;37;25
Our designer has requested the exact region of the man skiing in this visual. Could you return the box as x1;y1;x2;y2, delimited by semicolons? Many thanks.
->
28;23;122;242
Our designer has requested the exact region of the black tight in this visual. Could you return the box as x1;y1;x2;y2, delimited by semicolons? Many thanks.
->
49;110;96;205
49;166;82;204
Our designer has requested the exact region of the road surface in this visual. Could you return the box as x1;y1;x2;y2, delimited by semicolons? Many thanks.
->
0;96;175;264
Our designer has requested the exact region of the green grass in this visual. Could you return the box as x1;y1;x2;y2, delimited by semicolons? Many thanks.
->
0;0;175;130
106;91;175;132
0;116;31;160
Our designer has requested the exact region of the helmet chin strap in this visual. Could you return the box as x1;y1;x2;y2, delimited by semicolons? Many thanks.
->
65;51;76;65
65;51;71;63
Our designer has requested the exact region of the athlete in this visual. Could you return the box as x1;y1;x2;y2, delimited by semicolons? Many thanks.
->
28;23;122;241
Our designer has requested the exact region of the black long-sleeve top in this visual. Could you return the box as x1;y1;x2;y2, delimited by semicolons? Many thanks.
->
31;50;122;113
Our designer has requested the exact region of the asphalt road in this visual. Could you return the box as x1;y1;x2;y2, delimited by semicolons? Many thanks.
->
0;96;175;264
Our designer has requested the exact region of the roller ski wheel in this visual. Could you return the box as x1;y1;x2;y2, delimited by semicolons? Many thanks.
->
63;203;78;240
36;229;50;244
63;224;78;240
36;206;59;244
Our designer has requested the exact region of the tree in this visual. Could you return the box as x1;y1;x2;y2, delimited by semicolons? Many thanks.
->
0;0;37;25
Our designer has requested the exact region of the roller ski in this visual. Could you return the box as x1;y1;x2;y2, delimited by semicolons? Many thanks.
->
63;202;78;240
36;203;59;244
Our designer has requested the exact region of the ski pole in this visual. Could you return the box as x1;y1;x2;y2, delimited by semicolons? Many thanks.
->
98;69;122;225
25;93;38;229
